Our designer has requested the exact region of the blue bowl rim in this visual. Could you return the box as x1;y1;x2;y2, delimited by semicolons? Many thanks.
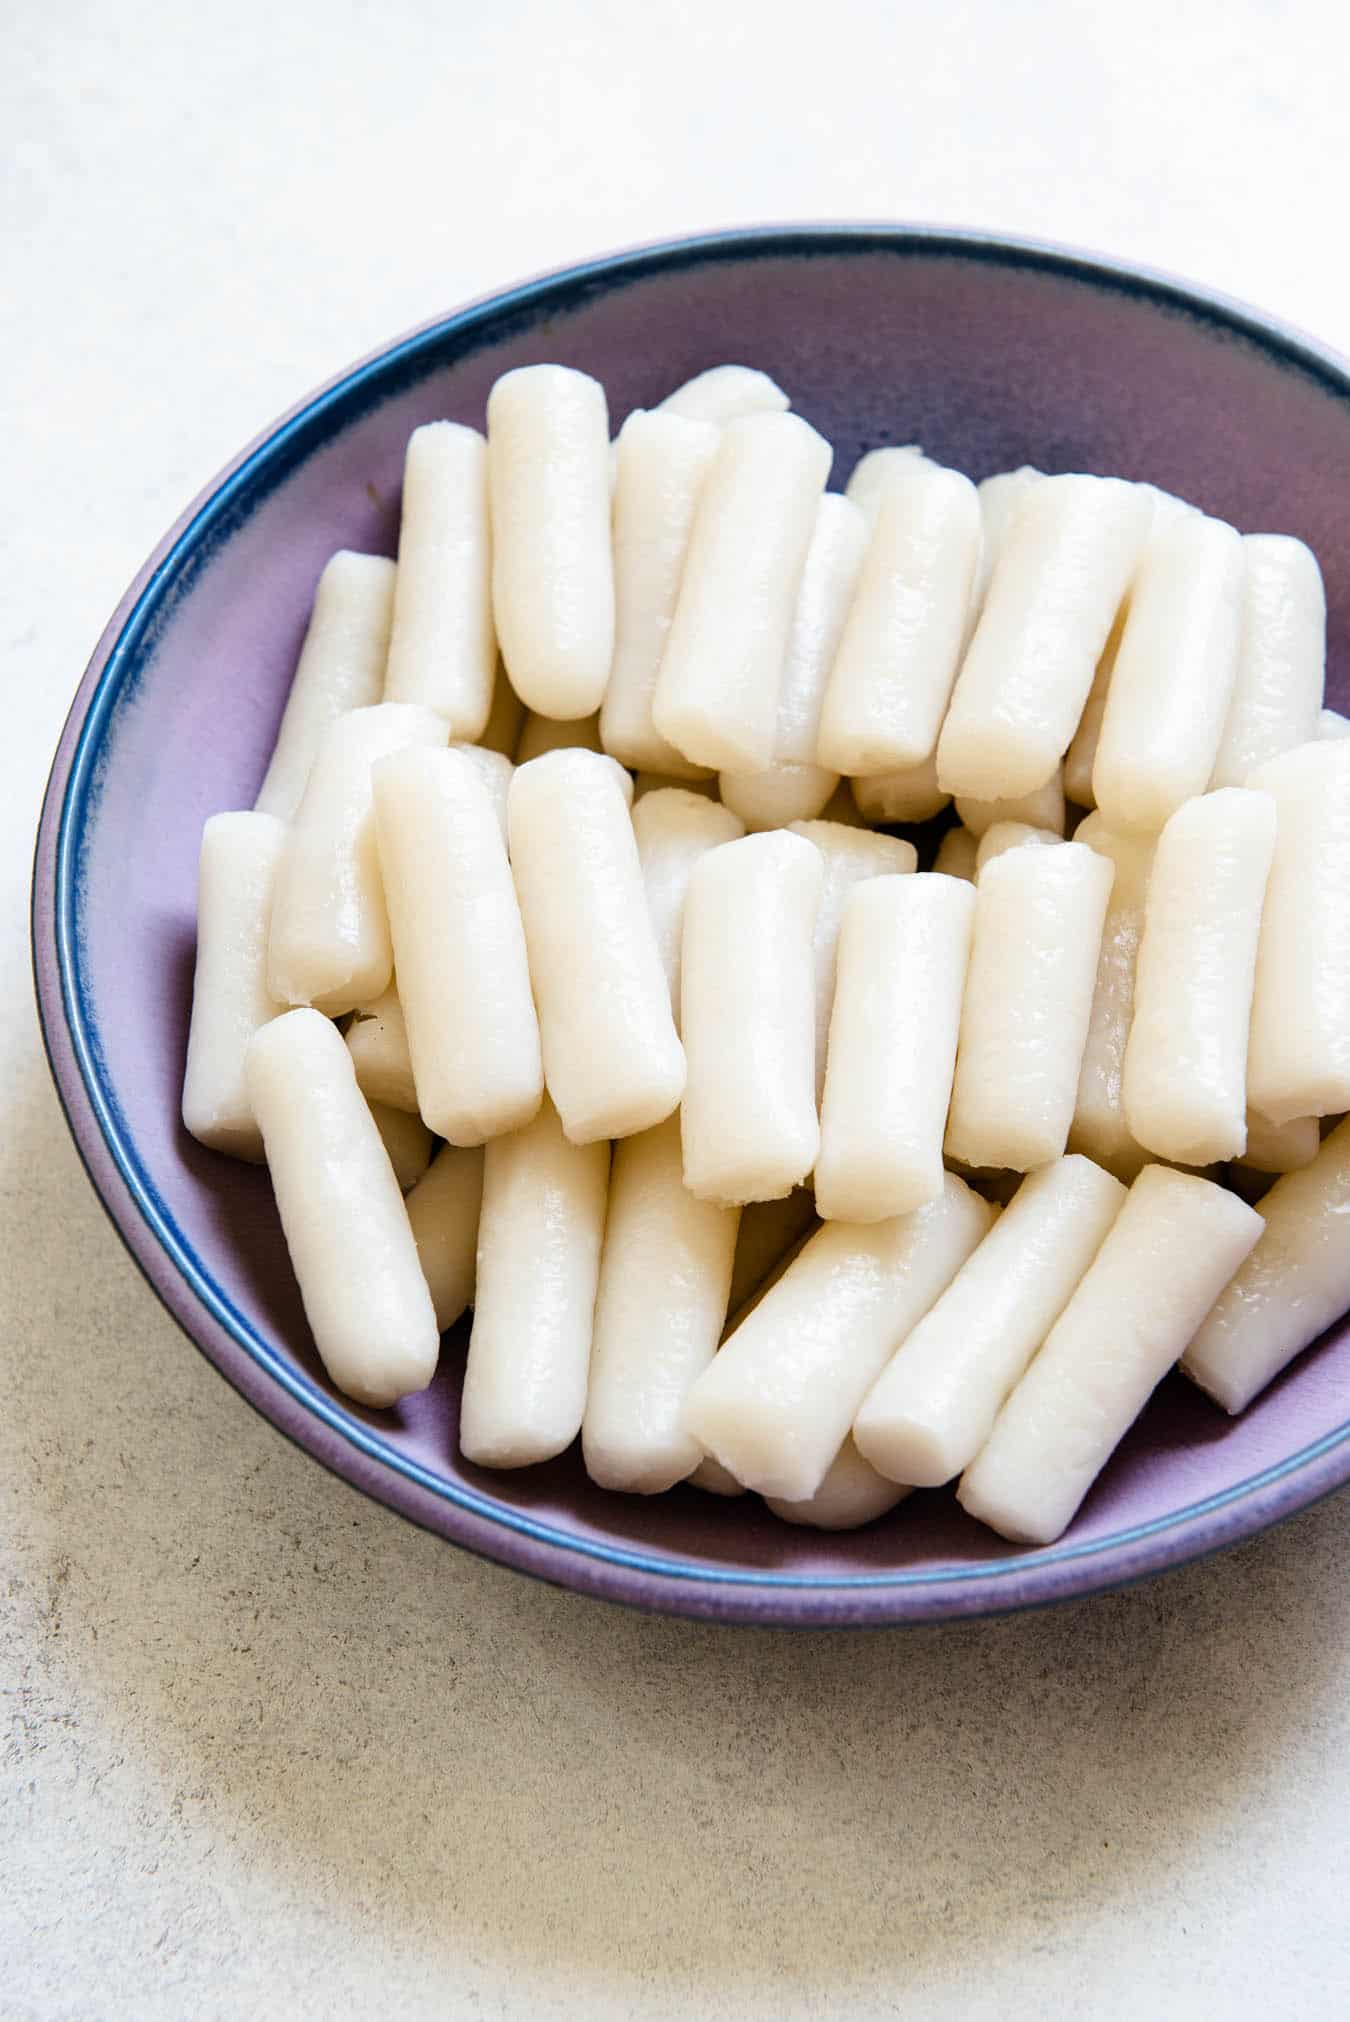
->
30;221;1350;1627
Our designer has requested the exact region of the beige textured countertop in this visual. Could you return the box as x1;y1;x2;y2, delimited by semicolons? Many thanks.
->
4;4;1348;2014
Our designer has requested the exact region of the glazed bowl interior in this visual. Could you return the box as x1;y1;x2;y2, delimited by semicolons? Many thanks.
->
33;228;1350;1625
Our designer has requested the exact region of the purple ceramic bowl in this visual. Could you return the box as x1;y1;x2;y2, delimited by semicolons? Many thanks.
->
32;226;1350;1626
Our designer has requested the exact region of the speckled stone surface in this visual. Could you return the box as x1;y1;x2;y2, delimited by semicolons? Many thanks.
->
5;3;1350;2015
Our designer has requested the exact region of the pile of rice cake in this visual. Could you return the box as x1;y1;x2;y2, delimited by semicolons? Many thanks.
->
181;360;1350;1545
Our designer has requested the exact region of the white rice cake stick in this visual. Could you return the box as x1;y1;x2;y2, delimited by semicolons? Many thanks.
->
820;778;871;827
487;364;614;717
764;1438;910;1531
958;1166;1263;1543
1247;740;1350;1122
1062;487;1199;808
723;1222;816;1334
345;984;417;1113
652;412;832;771
510;749;685;1143
720;492;866;827
657;364;789;425
972;467;1043;613
1183;1115;1350;1411
932;825;978;880
816;873;975;1220
854;1155;1125;1486
448;741;513;839
945;840;1115;1170
405;1143;484;1333
1122;788;1275;1164
369;1100;434;1193
686;1457;747;1497
817;461;981;776
515;709;603;763
460;1096;609;1467
246;1009;440;1407
1067;814;1154;1181
1209;534;1325;787
383;422;495;737
632;770;716;801
600;409;720;776
845;445;930;526
267;703;447;1015
937;475;1149;799
850;753;950;825
182;811;288;1160
1135;482;1200;531
582;1114;740;1493
1062;608;1124;809
680;829;823;1203
632;787;745;1024
725;1188;818;1319
973;821;1062;874
683;1174;992;1501
718;761;837;833
374;745;543;1144
1092;514;1244;832
478;662;526;757
1238;1111;1320;1173
956;765;1065;839
1319;707;1350;740
788;820;917;1104
254;552;396;823
588;753;634;805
